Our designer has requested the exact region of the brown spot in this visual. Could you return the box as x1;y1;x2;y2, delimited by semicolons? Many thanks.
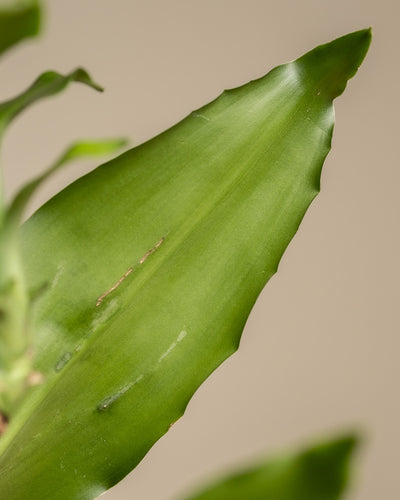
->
27;371;45;387
96;267;134;307
139;237;165;264
96;235;166;307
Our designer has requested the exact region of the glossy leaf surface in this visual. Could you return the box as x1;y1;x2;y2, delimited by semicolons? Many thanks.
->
183;435;357;500
0;30;371;499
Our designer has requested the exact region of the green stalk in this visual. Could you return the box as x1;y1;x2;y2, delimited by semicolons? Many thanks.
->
0;216;31;420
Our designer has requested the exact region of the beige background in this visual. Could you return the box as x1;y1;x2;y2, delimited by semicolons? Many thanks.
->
1;1;399;499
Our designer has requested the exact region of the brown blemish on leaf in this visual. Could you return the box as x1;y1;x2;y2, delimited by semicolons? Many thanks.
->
27;370;45;387
139;237;165;264
96;267;134;307
95;236;166;307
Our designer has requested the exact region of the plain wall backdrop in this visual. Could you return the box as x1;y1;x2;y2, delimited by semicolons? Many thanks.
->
1;1;398;499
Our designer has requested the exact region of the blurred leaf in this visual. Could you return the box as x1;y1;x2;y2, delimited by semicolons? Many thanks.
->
0;137;128;417
0;67;102;211
6;138;129;226
0;68;103;138
0;0;41;58
182;435;358;500
0;69;105;416
0;63;103;228
0;29;371;499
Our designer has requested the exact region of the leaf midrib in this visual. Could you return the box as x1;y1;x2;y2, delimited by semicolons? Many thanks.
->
0;68;318;460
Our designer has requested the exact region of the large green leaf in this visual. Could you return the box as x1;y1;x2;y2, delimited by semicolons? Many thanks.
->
0;1;41;58
182;435;357;500
0;29;371;499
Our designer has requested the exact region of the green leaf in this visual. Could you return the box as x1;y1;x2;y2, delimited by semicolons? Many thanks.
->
5;138;129;226
0;70;106;413
0;138;127;417
0;29;371;499
0;1;41;58
0;68;103;215
182;435;358;500
0;68;103;139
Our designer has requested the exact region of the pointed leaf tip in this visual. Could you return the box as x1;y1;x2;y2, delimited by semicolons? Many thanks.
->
72;68;104;92
183;434;360;500
304;433;359;467
300;434;359;498
296;28;372;99
0;68;103;137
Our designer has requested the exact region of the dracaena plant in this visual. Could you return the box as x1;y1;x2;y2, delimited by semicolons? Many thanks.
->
0;1;371;499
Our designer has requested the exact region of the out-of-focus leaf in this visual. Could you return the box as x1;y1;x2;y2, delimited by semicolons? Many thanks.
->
0;68;102;213
6;138;129;226
0;1;41;58
0;29;371;499
0;70;105;416
0;68;102;138
182;435;358;500
0;137;128;417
